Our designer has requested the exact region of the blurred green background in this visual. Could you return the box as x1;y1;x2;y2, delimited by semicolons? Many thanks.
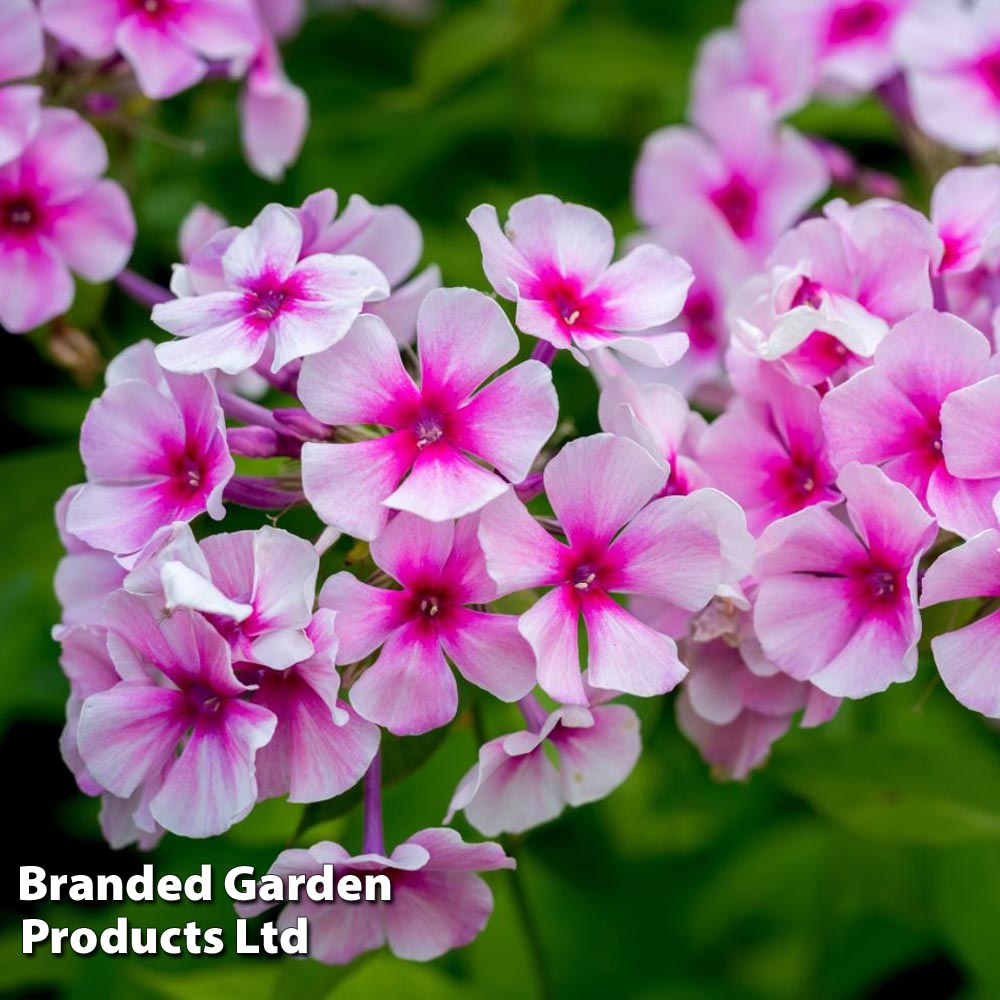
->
4;1;999;998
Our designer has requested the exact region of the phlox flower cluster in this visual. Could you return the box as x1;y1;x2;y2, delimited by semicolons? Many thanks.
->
50;0;1000;971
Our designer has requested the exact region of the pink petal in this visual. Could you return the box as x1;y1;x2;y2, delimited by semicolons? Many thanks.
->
932;613;1000;718
450;361;558;482
467;202;539;299
39;0;119;59
172;0;261;58
349;622;457;735
19;108;107;196
301;433;417;540
941;375;1000;479
606;493;722;608
150;699;276;837
544;433;663;550
66;481;185;555
477;489;568;594
1;0;44;81
318;572;411;663
49;180;135;282
754;504;866;578
550;704;641;806
582;592;687;696
297;314;420;426
417;287;519;404
520;586;585;705
222;203;302;286
367;264;441;347
439;609;536;701
587;243;692;330
383;444;508;521
925;466;1000;540
0;241;74;333
370;512;454;590
920;529;1000;607
117;18;207;99
0;85;41;167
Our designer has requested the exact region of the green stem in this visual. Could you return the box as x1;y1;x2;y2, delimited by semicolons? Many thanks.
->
503;837;555;1000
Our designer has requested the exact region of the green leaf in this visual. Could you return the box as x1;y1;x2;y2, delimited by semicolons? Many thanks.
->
770;738;1000;844
270;956;364;1000
297;726;451;835
131;965;279;1000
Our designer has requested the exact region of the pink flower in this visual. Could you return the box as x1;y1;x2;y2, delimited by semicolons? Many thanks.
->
820;309;1000;538
125;521;318;669
920;529;1000;718
446;697;641;835
676;593;840;779
65;341;233;556
478;433;752;706
691;0;815;123
256;0;304;39
153;203;389;375
896;1;1000;154
731;199;936;385
634;91;828;266
698;366;839;534
930;165;1000;276
468;194;693;365
239;34;308;182
295;188;440;346
299;289;558;541
0;109;136;333
597;377;709;498
76;592;277;838
754;462;936;698
248;610;381;802
319;512;536;735
0;0;44;168
41;0;262;100
238;828;514;964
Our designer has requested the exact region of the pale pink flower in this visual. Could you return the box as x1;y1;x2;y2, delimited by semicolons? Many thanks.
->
66;341;233;556
0;109;135;333
698;366;839;535
896;1;1000;154
446;697;641;836
468;194;693;365
930;165;1000;275
320;512;536;735
125;521;318;669
731;199;936;385
634;91;828;266
478;434;752;706
76;592;277;838
41;0;262;100
299;290;558;541
248;610;381;803
0;0;44;168
820;309;1000;539
152;203;389;374
921;529;1000;718
238;828;513;964
754;462;936;698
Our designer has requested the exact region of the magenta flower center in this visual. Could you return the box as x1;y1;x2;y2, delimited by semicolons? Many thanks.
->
413;412;445;449
791;277;826;310
683;289;718;351
570;562;600;591
167;443;209;501
418;594;441;617
185;683;223;715
976;49;1000;102
862;566;899;605
778;456;821;502
827;1;889;44
126;0;174;20
536;272;597;330
0;194;40;235
253;288;287;322
710;174;757;239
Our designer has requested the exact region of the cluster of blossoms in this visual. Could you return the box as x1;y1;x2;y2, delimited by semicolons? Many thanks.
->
50;0;1000;970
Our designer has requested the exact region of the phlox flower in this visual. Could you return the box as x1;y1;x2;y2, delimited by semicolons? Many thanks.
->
239;828;513;965
676;593;840;780
929;165;1000;276
896;1;1000;154
295;188;441;346
65;341;233;557
446;694;641;836
634;91;828;266
153;203;390;375
40;0;262;100
0;109;136;333
76;592;277;839
731;199;935;385
478;433;753;706
299;289;558;541
0;0;44;168
754;462;936;698
319;512;536;735
248;610;381;803
820;309;1000;539
597;376;708;498
125;521;318;669
467;194;693;365
920;529;1000;718
698;366;839;534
